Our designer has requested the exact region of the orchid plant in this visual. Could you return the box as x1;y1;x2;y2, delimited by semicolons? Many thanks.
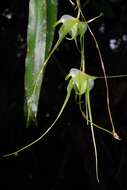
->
4;0;127;183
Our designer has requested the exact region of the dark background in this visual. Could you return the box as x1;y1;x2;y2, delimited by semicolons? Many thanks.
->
1;0;127;189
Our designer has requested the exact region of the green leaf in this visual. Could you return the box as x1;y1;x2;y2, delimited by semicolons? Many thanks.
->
45;0;58;58
25;0;57;126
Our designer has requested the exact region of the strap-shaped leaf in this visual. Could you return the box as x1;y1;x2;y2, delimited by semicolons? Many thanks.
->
25;0;57;126
45;0;58;58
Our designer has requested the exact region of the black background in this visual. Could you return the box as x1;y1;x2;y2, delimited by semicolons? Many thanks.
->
1;0;127;189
